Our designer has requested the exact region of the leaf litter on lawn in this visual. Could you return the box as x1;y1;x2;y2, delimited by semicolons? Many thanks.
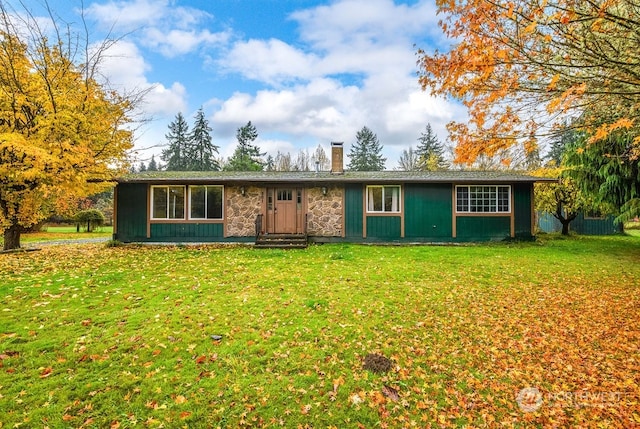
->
0;237;639;427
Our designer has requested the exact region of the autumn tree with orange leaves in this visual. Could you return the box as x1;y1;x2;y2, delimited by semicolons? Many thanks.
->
0;3;137;250
418;0;640;165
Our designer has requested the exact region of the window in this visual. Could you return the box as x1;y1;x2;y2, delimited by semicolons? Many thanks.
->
456;185;510;213
267;189;274;210
367;185;400;213
151;186;185;219
583;209;604;219
190;186;223;219
277;189;293;201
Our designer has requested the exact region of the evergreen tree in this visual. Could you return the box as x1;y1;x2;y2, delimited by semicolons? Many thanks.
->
224;121;265;171
547;124;583;166
138;162;147;172
416;124;448;171
397;147;420;171
347;126;386;171
265;155;275;171
161;113;190;171
147;155;159;171
565;129;640;222
188;107;220;171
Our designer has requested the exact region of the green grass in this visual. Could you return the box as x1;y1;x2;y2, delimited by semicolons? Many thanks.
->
1;226;113;246
1;236;639;428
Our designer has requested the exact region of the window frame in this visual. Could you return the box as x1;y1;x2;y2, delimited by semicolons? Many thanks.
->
455;185;511;214
583;209;604;220
188;185;224;220
366;185;402;214
150;185;186;220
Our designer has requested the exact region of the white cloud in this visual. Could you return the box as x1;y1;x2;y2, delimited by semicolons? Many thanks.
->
86;0;228;57
84;0;170;30
143;27;230;58
82;0;462;167
212;78;362;141
94;40;187;115
290;0;439;50
209;0;462;168
221;39;319;84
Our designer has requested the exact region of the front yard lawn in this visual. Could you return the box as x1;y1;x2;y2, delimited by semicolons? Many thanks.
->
1;236;639;428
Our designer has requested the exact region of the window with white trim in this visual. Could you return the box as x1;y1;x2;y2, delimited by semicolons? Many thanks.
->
456;185;510;213
190;186;223;219
151;185;185;219
367;185;401;213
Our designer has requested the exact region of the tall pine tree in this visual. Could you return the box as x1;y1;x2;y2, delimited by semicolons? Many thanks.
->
416;124;448;171
161;113;190;171
188;107;220;171
347;126;386;171
224;121;265;171
147;155;159;171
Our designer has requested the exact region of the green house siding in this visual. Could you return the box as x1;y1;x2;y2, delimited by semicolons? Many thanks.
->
513;183;533;238
150;223;224;241
538;212;622;235
115;183;148;241
344;184;363;238
366;216;401;239
404;184;452;238
115;174;541;243
571;214;623;235
456;216;511;240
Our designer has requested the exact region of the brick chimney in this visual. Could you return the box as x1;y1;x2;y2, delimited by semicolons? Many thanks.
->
331;142;344;174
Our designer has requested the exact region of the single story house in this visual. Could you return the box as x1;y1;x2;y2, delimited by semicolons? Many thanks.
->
113;143;553;245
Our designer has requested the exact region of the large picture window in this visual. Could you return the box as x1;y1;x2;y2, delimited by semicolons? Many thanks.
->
190;186;223;219
367;185;401;213
456;185;510;213
151;186;185;219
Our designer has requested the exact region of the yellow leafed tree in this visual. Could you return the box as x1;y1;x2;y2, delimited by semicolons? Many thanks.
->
0;4;134;250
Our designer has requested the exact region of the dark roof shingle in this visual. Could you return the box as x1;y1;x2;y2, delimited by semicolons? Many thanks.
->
117;170;554;184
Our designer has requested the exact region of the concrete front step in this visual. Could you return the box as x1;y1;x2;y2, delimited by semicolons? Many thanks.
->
255;234;308;249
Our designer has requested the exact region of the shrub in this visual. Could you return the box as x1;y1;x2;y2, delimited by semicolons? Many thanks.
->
105;239;123;248
74;209;105;232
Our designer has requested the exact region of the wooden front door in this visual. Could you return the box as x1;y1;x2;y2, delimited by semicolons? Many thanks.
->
275;188;296;233
265;187;304;234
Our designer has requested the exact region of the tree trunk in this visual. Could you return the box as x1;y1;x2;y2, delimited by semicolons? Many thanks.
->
554;202;577;236
3;223;21;251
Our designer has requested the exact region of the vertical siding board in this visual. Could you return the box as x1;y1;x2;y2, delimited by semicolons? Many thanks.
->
537;212;622;235
344;184;363;237
365;216;401;239
456;217;511;240
513;183;533;238
115;183;148;241
572;213;622;235
404;184;452;238
149;223;223;241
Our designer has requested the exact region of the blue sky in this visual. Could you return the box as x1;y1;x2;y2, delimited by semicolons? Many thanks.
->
19;0;465;168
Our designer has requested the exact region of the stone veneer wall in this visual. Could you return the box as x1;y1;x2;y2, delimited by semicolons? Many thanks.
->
307;186;343;237
225;186;262;237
